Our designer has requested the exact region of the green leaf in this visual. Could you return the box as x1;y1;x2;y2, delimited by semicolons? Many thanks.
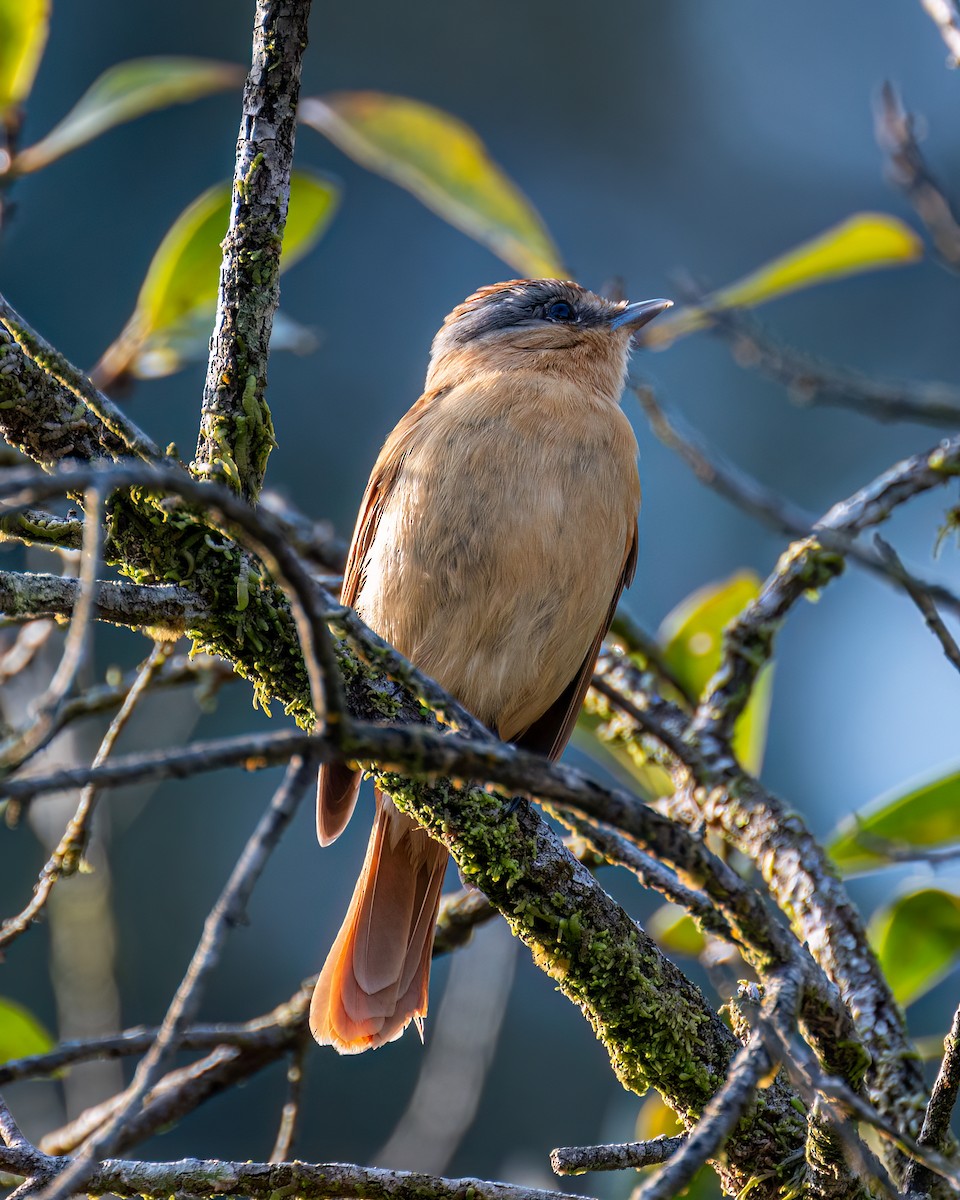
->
301;91;564;278
94;170;338;384
869;888;960;1006
0;995;53;1063
658;571;773;775
13;57;244;174
643;214;923;350
0;0;49;116
648;902;707;958
828;765;960;875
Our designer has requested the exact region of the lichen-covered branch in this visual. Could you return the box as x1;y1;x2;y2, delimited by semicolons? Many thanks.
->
193;0;312;499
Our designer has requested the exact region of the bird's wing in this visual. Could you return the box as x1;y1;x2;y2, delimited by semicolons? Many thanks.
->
512;522;638;763
316;396;435;846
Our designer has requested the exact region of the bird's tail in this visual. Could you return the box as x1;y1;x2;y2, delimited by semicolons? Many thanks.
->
310;791;448;1053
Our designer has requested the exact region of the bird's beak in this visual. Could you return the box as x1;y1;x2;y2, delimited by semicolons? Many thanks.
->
608;298;673;333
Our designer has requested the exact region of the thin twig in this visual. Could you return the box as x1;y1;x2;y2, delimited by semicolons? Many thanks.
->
905;1003;960;1195
551;1137;686;1175
0;642;169;950
270;1040;308;1163
874;535;960;674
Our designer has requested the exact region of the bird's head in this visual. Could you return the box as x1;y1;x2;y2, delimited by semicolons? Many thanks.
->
426;279;672;397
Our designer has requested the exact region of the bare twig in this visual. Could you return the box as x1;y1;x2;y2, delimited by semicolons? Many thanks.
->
551;1137;686;1176
270;1041;307;1163
875;81;960;270
874;535;960;674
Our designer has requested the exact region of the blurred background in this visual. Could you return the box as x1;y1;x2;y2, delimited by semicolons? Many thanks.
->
1;0;959;1192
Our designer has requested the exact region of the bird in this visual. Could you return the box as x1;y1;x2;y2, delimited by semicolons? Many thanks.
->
309;278;672;1053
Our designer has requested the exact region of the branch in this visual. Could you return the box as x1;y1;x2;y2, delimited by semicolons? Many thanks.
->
0;569;204;632
0;1146;593;1200
551;1137;685;1176
193;0;312;500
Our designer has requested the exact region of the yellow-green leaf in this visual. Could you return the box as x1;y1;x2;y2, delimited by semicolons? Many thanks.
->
14;57;244;175
658;571;773;775
648;902;707;958
0;0;49;116
869;888;960;1007
828;765;960;875
643;214;922;350
300;91;563;278
93;170;338;385
0;995;53;1064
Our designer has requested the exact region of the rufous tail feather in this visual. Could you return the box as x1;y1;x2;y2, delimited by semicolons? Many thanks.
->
310;791;447;1053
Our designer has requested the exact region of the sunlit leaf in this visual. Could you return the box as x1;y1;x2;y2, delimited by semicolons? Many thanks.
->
648;902;707;958
643;214;922;350
301;91;563;278
0;995;53;1064
14;57;244;174
93;171;338;385
0;0;49;117
658;571;773;775
869;888;960;1006
828;765;960;875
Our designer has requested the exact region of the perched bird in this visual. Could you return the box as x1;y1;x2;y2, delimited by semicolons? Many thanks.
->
310;279;671;1053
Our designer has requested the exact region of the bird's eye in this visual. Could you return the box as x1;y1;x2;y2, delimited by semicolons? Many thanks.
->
545;300;575;322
